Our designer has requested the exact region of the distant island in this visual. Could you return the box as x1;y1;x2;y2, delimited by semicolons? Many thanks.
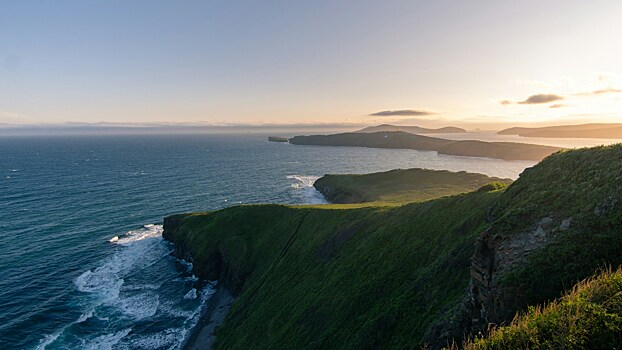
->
289;131;562;161
356;124;467;134
499;123;622;139
268;136;289;142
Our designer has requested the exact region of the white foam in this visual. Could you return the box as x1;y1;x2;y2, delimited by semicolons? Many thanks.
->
124;327;184;349
287;174;320;189
77;309;94;323
109;224;163;245
35;331;61;350
121;283;161;291
116;293;160;321
82;328;132;350
54;224;216;349
184;288;197;300
286;175;328;204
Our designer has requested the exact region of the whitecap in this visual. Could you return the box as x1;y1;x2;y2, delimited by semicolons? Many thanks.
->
82;328;132;350
286;175;328;204
35;331;62;350
286;174;320;189
115;293;160;321
77;309;94;323
184;288;197;300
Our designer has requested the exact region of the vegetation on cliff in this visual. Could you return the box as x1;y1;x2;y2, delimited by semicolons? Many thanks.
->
288;131;562;161
164;144;622;349
462;267;622;350
164;191;502;349
313;168;512;204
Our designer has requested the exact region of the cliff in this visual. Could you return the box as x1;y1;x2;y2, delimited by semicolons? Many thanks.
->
163;144;622;349
289;131;563;161
463;267;622;349
313;168;512;204
424;144;622;348
163;194;502;348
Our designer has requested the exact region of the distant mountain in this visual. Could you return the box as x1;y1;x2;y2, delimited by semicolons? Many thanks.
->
499;123;622;139
357;124;466;134
289;131;562;161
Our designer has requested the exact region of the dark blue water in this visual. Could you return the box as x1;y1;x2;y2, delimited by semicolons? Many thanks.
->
0;134;533;349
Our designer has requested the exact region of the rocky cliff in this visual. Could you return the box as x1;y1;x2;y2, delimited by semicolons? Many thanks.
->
424;144;622;348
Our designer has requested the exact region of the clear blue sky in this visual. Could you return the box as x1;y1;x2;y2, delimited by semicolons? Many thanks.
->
2;0;621;127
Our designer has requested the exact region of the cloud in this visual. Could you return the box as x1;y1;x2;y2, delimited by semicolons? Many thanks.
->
500;94;564;105
369;109;437;117
549;104;567;109
574;88;622;96
518;94;564;104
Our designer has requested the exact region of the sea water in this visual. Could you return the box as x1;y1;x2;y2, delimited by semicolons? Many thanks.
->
0;133;610;349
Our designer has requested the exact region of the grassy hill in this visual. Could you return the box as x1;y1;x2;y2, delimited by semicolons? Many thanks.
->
164;144;622;349
356;124;466;134
313;168;512;204
288;131;562;161
165;192;501;349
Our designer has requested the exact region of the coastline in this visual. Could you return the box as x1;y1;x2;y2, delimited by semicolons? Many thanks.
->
182;285;235;350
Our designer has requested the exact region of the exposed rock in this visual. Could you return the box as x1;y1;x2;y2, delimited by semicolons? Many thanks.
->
559;218;572;231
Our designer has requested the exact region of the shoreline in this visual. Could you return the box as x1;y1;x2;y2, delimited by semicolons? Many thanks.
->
182;284;235;350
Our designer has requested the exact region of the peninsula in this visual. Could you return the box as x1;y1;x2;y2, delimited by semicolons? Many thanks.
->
164;143;622;349
288;131;563;161
499;123;622;139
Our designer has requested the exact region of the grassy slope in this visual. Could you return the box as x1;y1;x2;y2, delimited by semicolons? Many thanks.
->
489;145;622;306
288;131;562;161
165;191;501;349
463;267;622;349
313;168;512;203
164;144;622;349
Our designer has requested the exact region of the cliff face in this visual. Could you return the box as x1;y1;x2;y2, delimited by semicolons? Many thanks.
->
163;144;622;349
425;145;622;348
163;213;249;294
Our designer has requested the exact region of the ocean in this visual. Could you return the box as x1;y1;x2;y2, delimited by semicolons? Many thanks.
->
0;133;612;349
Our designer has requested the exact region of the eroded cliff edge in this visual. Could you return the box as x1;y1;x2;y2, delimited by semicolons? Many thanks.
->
424;145;622;348
163;144;622;349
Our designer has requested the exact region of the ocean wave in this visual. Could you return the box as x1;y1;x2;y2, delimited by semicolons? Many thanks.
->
286;175;328;204
82;328;132;350
109;224;163;245
286;174;320;189
33;224;217;349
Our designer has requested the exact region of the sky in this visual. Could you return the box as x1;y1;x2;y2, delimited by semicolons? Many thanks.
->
1;0;621;129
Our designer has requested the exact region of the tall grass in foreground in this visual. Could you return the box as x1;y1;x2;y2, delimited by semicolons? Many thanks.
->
454;266;622;350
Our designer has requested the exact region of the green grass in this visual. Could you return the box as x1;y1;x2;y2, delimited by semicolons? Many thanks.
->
313;168;512;204
163;143;622;349
489;145;622;306
461;267;622;350
165;190;501;349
